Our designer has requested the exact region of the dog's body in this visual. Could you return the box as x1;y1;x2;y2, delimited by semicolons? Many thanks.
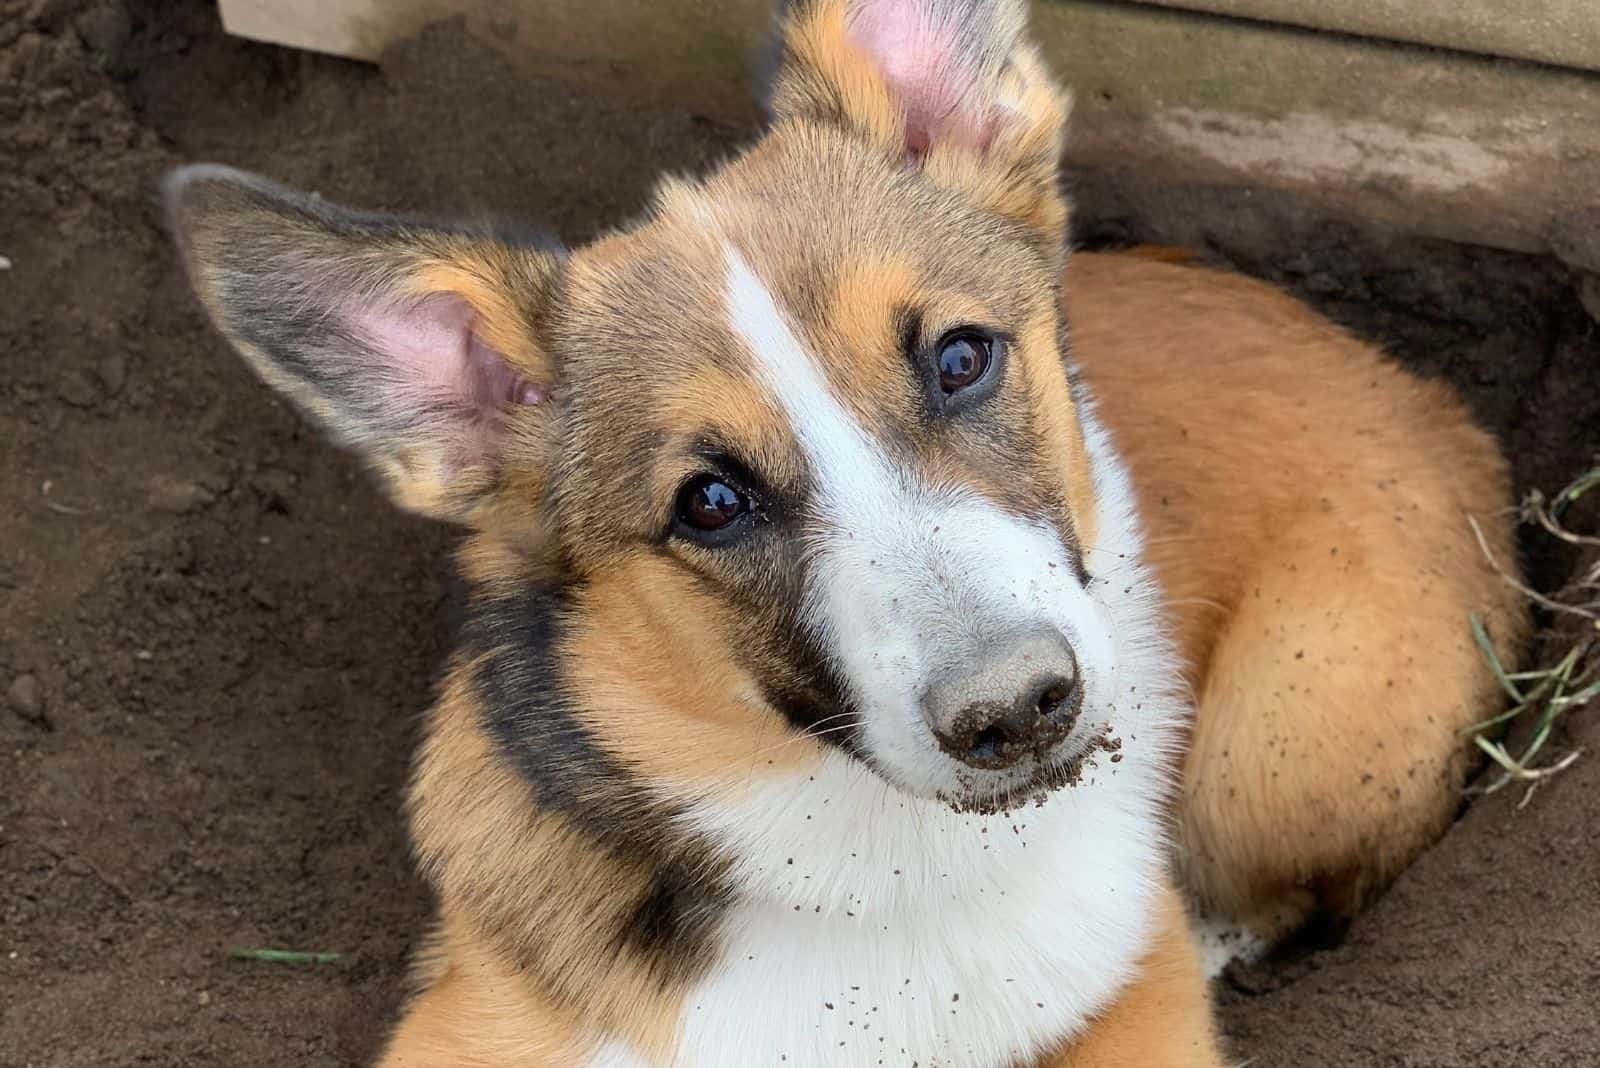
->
1070;251;1526;964
166;0;1524;1064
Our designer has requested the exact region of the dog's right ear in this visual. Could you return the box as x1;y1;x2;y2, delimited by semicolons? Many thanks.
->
164;165;564;526
768;0;1070;246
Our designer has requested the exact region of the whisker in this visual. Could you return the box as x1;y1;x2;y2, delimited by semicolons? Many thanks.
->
742;722;860;761
796;710;858;731
743;687;773;793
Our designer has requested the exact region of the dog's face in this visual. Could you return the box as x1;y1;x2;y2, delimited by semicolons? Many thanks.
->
169;0;1119;813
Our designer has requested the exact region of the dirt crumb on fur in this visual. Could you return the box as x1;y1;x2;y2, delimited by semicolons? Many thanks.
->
1;2;1596;1066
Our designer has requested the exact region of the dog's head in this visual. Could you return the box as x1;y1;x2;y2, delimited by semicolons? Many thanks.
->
168;0;1138;816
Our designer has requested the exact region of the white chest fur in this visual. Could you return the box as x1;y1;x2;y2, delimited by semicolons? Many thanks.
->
661;744;1169;1068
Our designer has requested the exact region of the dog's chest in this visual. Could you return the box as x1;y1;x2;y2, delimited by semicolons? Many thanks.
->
657;795;1160;1067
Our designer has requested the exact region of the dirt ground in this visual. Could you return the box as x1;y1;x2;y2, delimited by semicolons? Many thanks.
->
1;2;1596;1065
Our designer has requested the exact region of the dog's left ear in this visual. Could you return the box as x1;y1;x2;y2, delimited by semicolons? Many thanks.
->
770;0;1070;243
165;165;565;527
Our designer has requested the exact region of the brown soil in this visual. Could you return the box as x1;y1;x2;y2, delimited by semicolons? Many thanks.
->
1;2;1596;1065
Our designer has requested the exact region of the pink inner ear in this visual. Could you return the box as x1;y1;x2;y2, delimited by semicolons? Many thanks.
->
847;0;998;158
350;293;547;467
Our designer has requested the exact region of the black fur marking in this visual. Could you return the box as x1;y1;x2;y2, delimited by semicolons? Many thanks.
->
465;581;683;856
619;865;734;979
458;579;734;981
623;874;689;956
759;619;865;756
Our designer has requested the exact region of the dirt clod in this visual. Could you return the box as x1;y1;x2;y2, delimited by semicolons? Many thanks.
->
95;350;127;395
7;674;44;720
55;369;97;407
73;1;129;57
146;475;214;514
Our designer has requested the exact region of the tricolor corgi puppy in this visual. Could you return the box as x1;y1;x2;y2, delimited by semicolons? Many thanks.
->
165;0;1525;1064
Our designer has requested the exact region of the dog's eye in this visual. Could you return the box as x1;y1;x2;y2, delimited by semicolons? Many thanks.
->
936;330;995;394
676;475;750;535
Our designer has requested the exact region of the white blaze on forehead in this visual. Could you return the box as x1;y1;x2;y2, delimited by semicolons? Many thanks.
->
721;243;929;737
722;248;905;521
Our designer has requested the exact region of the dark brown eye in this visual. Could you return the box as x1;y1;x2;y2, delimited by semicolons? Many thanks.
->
676;475;749;534
937;331;993;393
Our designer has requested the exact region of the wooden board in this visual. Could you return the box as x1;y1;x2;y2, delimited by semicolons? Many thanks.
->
219;0;402;61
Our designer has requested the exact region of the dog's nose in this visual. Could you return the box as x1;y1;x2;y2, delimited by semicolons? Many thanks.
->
921;632;1083;770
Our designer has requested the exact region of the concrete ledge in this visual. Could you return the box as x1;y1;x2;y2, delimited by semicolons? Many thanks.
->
216;0;1600;269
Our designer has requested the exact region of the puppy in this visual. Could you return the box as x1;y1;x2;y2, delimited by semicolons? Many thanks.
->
165;0;1524;1063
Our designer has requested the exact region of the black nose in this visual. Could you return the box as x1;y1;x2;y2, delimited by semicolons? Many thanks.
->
921;633;1083;771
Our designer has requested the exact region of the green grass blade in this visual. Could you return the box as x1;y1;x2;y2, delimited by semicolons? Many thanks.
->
1551;466;1600;522
1471;613;1524;703
1553;676;1600;708
228;947;341;965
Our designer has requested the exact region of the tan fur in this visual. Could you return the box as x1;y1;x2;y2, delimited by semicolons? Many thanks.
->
565;555;822;783
405;672;691;1061
770;5;907;160
822;255;937;408
1068;251;1527;934
380;910;593;1067
1018;311;1100;552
